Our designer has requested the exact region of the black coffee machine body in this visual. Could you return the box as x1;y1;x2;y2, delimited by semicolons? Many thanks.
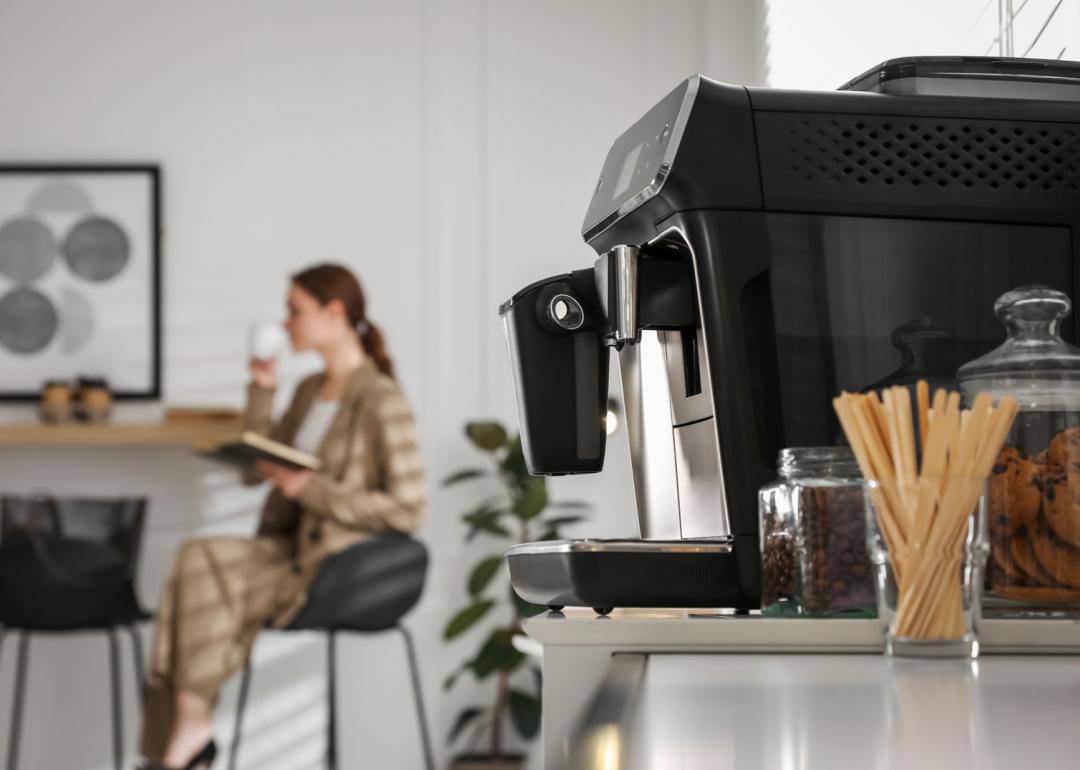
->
502;59;1080;613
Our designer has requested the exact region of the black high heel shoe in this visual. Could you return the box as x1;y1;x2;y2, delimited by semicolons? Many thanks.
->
183;741;217;770
140;739;217;770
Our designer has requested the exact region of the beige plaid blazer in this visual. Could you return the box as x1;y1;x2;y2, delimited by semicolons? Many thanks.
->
242;357;426;624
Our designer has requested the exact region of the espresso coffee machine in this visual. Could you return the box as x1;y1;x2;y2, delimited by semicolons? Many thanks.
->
502;57;1080;613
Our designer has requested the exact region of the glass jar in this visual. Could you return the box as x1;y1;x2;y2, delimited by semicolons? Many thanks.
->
958;285;1080;611
759;462;798;614
758;447;876;616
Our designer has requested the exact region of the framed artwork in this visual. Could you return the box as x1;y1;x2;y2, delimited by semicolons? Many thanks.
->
0;165;161;400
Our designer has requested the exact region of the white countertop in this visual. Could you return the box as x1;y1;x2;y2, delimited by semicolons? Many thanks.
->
531;610;1080;769
525;608;1080;654
588;653;1080;770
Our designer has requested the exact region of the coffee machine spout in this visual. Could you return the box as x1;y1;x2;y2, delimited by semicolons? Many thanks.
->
595;245;641;349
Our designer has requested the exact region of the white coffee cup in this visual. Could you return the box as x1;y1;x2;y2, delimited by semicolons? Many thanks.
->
249;322;288;361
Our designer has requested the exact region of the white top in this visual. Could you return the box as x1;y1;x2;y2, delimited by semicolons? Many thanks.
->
614;653;1080;770
526;609;1080;770
523;608;1080;654
292;399;339;457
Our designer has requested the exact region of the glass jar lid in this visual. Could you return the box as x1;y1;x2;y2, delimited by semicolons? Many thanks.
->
777;446;860;480
957;285;1080;408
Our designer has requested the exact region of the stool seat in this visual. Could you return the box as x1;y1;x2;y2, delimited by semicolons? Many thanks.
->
229;532;434;770
287;531;427;632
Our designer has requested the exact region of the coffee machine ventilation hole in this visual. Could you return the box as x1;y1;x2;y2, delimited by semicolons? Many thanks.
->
786;116;1080;193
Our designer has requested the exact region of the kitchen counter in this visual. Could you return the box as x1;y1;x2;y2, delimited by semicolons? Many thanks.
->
567;652;1080;770
523;609;1080;769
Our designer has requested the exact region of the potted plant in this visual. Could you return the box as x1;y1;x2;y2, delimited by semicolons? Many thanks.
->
442;420;589;770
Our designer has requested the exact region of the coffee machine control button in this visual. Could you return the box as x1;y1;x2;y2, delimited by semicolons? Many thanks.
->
548;294;584;330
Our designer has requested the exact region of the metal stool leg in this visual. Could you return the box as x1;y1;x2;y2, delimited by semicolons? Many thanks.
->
326;631;337;770
6;632;30;770
107;629;124;770
397;625;435;770
124;625;146;707
227;661;254;770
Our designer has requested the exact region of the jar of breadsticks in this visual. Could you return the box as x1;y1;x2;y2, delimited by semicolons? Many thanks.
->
958;285;1080;612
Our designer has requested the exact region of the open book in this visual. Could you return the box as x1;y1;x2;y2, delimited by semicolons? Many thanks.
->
197;431;323;472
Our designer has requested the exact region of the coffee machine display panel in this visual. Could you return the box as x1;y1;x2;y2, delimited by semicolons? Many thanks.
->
582;78;696;243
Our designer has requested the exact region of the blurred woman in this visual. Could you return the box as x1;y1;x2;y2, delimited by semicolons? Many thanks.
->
138;264;425;769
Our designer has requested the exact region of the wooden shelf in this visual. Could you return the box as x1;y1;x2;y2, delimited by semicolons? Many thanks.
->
0;411;243;447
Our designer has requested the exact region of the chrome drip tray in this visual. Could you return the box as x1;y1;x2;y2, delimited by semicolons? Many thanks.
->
506;539;753;614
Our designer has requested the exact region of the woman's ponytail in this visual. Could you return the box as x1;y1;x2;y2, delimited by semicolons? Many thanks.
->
357;319;395;380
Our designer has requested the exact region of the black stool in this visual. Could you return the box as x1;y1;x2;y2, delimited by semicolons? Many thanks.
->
0;495;150;770
228;533;435;770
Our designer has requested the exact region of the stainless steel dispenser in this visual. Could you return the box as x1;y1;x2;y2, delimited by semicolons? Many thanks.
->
503;233;750;612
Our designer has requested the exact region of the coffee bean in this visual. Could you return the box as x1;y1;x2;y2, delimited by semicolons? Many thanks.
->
760;504;797;608
796;485;876;614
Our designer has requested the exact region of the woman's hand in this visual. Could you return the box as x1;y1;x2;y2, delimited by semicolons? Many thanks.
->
250;358;278;389
255;459;313;499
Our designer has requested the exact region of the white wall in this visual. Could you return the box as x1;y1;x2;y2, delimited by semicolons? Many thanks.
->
0;1;763;768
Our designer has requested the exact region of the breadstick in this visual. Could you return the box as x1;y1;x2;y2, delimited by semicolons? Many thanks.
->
832;382;1017;643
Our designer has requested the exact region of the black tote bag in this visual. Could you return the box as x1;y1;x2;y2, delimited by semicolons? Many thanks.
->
0;494;148;630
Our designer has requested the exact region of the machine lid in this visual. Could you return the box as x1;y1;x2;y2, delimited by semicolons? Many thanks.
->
840;56;1080;100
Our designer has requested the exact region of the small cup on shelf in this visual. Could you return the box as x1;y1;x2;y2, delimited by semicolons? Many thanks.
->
75;376;113;423
39;380;73;423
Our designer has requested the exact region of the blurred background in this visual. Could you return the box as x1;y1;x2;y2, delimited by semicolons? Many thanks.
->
0;1;1075;767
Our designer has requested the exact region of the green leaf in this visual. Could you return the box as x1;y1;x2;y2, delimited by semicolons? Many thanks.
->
543;515;585;528
500;436;530;487
462;501;511;541
471;629;525;679
508;690;541;739
511;477;548;521
443;468;489;486
448;707;485;743
466;422;508;451
465;716;493;752
467;523;510;541
468;556;504;597
464;510;511;541
444;600;495;640
461;498;499;520
443;668;461;691
511;584;546;619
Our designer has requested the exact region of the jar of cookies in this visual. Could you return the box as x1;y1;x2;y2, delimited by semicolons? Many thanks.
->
958;285;1080;611
758;447;876;616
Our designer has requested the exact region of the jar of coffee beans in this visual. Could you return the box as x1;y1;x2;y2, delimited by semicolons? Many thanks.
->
759;459;799;613
759;447;876;616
